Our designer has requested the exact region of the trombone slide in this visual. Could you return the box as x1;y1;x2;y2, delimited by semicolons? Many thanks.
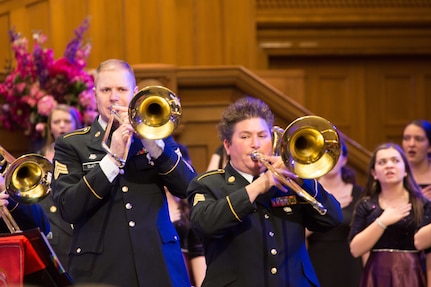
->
251;151;327;215
0;204;21;233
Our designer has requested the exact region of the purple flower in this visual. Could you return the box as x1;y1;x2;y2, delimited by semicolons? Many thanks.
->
64;17;90;65
0;17;95;139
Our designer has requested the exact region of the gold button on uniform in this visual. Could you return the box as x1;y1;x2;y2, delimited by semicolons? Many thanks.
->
271;267;277;274
125;203;132;209
76;248;82;253
271;249;278;255
129;221;136;227
122;186;129;192
50;205;57;213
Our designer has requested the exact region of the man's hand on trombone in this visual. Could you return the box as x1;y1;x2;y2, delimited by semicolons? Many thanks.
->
106;105;134;166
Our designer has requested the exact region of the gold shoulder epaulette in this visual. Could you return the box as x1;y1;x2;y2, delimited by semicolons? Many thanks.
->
197;169;225;181
64;126;91;138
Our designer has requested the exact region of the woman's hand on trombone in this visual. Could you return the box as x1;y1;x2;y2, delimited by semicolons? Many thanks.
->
246;154;298;203
262;155;298;192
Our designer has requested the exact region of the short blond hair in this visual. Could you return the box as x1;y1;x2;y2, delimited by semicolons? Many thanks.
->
95;59;136;87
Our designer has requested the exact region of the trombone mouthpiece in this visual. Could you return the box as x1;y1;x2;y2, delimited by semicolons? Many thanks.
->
250;151;260;162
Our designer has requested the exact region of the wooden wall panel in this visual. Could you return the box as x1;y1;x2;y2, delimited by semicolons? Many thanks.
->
0;0;257;69
26;1;49;36
269;56;431;153
365;58;431;149
9;0;49;43
7;2;29;39
253;70;305;105
87;0;125;62
175;0;196;66
0;14;10;70
269;58;366;147
222;0;256;66
123;0;177;64
123;0;144;64
48;0;90;59
176;86;244;173
194;1;224;65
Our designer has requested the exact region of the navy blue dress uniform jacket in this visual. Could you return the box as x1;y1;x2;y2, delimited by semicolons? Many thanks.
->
188;162;343;287
51;119;197;287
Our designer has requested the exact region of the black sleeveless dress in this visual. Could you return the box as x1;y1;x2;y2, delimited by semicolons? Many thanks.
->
308;185;363;287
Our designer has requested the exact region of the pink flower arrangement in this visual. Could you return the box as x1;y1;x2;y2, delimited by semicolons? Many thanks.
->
0;18;96;139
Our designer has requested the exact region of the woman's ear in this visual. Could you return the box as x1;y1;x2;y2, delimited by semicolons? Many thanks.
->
371;169;377;180
340;155;348;167
223;139;230;156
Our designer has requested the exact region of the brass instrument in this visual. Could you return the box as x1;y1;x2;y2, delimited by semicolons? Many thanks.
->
102;85;182;166
0;145;52;233
251;115;341;215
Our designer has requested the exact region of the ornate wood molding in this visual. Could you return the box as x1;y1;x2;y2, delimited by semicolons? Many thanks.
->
257;0;431;28
257;0;431;56
257;0;431;9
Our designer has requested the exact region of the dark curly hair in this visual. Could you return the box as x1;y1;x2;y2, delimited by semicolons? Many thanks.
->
217;96;274;144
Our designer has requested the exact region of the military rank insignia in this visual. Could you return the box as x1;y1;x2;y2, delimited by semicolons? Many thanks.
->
193;193;205;206
54;161;69;179
271;195;297;207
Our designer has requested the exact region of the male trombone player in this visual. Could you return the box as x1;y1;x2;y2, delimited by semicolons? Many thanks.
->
51;59;196;287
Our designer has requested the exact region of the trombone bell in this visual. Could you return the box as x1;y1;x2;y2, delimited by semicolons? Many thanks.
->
280;116;341;179
0;145;53;233
5;154;52;204
129;86;182;140
288;127;325;164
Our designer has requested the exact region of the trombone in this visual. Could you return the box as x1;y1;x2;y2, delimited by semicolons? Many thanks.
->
251;116;341;215
0;145;52;233
102;85;182;166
